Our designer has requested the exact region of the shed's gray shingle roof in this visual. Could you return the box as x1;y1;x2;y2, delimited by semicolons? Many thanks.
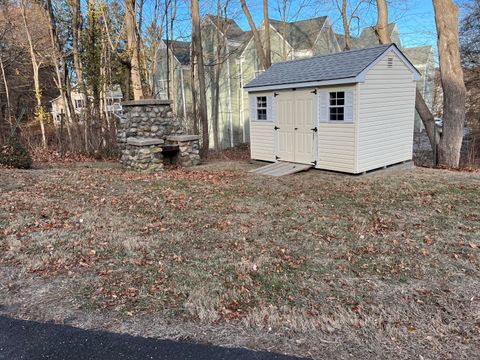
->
244;44;393;89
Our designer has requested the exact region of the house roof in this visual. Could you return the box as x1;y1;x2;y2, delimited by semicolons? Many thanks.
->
269;17;327;50
205;14;245;40
164;40;191;65
204;14;252;52
403;46;433;67
335;23;399;50
244;44;420;90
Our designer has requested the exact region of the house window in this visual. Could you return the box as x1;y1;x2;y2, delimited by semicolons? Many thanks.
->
75;99;85;109
256;96;267;120
329;91;345;121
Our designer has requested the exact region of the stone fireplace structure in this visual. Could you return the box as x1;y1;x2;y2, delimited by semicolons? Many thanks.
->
117;100;200;171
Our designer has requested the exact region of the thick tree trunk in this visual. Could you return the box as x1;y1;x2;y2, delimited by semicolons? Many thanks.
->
191;0;209;152
375;0;390;44
374;0;437;148
433;0;466;168
336;0;351;50
263;0;271;68
125;0;144;100
190;40;199;135
240;0;269;70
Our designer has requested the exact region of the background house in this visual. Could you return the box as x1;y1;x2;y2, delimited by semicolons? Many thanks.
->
151;15;436;149
50;85;123;124
153;39;191;126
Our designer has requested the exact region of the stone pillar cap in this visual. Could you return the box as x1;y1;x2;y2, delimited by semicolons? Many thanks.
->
127;137;164;146
122;99;172;107
166;135;200;142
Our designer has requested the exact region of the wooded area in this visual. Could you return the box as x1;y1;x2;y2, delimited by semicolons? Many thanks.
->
0;0;477;168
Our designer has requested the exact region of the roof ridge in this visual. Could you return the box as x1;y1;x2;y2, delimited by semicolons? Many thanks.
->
269;16;327;25
270;44;392;67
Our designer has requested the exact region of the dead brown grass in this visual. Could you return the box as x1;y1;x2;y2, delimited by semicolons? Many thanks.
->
0;161;479;359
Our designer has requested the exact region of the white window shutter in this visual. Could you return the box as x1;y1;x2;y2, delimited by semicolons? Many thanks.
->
344;90;354;123
267;95;275;121
318;91;329;123
249;96;257;121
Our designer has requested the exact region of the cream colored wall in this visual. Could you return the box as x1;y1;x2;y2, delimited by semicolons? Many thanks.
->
316;84;357;173
357;51;417;173
249;92;275;162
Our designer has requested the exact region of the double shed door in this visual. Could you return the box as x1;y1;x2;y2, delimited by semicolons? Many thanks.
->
276;90;316;164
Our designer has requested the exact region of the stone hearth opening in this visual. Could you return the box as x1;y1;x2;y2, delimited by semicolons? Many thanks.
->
117;99;200;171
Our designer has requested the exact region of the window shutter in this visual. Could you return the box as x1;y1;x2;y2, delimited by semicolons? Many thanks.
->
344;90;354;123
267;95;275;121
249;96;257;121
318;91;329;123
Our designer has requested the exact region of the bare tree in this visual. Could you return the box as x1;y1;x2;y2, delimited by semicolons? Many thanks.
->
375;0;389;44
263;0;271;67
433;0;466;167
335;0;363;50
240;0;270;69
191;0;209;152
125;0;144;100
374;0;437;149
21;0;47;149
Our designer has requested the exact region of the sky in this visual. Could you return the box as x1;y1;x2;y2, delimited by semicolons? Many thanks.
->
143;0;468;61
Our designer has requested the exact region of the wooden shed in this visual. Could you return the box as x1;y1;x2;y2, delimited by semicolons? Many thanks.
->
244;44;421;174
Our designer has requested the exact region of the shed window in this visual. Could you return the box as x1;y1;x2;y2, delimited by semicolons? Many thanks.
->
256;96;267;120
329;92;345;121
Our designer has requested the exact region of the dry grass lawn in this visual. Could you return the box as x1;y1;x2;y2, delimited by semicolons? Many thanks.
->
0;160;479;359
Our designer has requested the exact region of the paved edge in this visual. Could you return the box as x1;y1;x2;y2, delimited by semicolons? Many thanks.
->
0;316;309;360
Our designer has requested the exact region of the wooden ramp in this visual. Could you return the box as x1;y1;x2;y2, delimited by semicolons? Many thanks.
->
249;161;313;177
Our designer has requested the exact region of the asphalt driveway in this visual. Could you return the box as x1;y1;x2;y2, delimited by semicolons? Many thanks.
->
0;316;307;360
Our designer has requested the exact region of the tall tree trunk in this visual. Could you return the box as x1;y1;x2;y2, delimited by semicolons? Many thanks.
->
375;0;437;148
240;0;269;70
0;54;13;130
125;0;144;100
433;0;466;168
211;1;223;150
21;0;47;149
70;0;84;92
190;39;199;135
281;0;287;59
263;0;271;68
42;0;77;150
191;0;209;153
336;0;351;50
375;0;390;44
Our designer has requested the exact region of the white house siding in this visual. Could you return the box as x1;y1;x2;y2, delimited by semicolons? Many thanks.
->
357;52;416;173
317;85;357;173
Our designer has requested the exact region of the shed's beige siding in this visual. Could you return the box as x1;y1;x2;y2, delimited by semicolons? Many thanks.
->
357;51;416;172
250;121;275;161
249;92;275;162
317;85;357;173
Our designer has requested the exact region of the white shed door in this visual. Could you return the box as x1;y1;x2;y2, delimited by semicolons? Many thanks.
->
276;90;315;164
277;93;295;162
